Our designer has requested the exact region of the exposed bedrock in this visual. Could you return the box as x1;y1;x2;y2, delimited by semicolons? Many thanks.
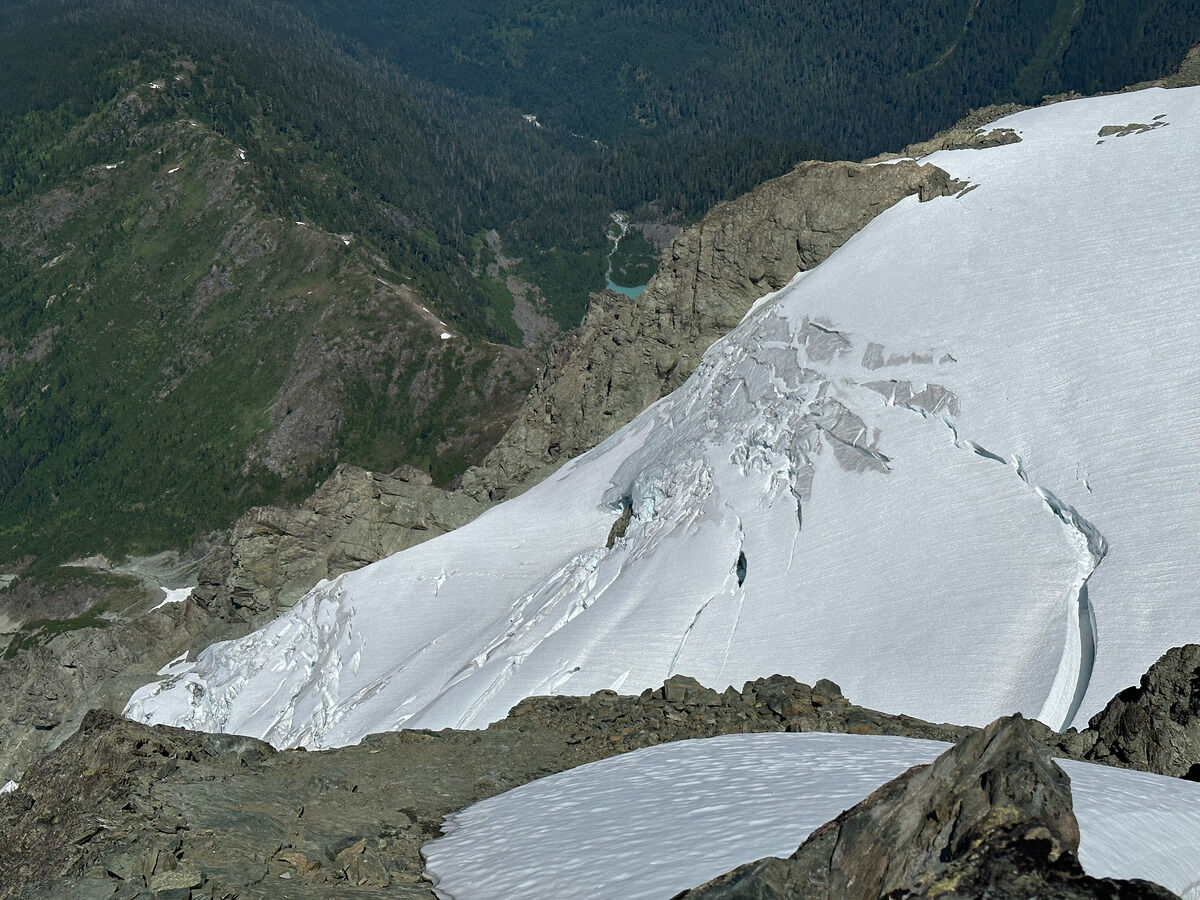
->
1077;643;1200;778
0;675;970;899
0;601;231;796
190;464;481;624
3;654;1200;898
680;716;1177;900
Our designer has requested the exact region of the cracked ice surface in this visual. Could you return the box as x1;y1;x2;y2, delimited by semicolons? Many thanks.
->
127;85;1200;744
421;733;1200;899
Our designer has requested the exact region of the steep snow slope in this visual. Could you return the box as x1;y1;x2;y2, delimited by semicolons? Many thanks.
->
127;85;1200;745
421;733;1200;899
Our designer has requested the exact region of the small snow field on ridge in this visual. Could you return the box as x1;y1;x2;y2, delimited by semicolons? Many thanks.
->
127;84;1200;748
421;732;1200;900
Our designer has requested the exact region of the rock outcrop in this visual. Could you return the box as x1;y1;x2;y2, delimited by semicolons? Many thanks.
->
191;464;481;623
5;659;1200;898
0;601;231;790
680;716;1177;900
868;107;1024;162
1077;644;1200;778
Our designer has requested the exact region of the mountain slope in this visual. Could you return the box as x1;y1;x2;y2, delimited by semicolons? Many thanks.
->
127;83;1200;745
0;80;534;564
290;0;1200;163
6;0;1200;573
0;13;542;566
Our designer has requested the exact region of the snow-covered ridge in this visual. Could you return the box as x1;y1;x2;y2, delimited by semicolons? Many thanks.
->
127;85;1200;747
421;733;1200;899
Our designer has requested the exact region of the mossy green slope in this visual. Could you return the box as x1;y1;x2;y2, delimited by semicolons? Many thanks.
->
0;75;535;565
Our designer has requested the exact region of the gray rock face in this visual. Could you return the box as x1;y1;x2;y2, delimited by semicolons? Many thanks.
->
1079;644;1200;778
681;716;1177;900
461;158;963;501
866;105;1026;163
191;464;482;623
0;601;232;788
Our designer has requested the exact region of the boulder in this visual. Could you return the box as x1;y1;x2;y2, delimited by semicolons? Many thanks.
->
1081;644;1200;778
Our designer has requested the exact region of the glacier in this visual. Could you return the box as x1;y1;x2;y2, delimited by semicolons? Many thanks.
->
127;84;1200;746
421;732;1200;899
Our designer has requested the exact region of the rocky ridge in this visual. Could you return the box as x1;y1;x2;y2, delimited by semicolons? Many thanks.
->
0;674;970;899
3;650;1200;899
458;159;966;502
189;465;481;624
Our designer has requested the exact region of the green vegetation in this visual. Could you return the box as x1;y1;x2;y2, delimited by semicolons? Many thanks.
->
288;0;1200;162
475;277;523;346
609;231;659;289
516;248;608;330
3;606;110;658
1;0;1197;569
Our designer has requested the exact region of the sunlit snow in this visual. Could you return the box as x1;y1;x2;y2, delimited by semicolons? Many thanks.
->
150;586;194;611
422;733;1200;899
127;85;1200;746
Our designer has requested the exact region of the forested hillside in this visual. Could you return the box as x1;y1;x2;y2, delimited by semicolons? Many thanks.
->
290;0;1200;162
1;0;1197;571
0;1;544;566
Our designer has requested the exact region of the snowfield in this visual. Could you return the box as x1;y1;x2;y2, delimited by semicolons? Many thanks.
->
127;85;1200;746
421;733;1200;899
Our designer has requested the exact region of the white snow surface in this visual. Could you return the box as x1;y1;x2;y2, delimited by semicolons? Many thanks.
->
150;586;194;611
127;85;1200;746
0;780;17;795
422;733;1200;900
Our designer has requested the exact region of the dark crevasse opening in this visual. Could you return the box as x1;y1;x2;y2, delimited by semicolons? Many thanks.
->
736;551;748;587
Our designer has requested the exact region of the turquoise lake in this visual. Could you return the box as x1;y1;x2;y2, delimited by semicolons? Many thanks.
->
606;279;646;299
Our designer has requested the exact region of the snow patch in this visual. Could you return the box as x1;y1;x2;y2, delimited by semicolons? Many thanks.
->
422;733;1200;899
151;586;194;611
